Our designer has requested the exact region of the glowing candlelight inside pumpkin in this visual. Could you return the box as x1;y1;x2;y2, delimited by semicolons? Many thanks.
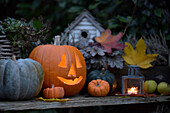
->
127;87;138;94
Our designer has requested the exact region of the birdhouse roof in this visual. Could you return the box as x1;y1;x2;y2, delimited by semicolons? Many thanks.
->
64;10;104;34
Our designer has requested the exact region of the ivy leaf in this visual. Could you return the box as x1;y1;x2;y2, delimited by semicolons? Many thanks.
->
108;23;120;29
58;1;66;8
154;8;162;17
95;29;125;53
122;38;159;69
117;16;132;23
67;6;83;13
88;3;100;10
16;3;32;9
132;0;137;4
33;19;42;30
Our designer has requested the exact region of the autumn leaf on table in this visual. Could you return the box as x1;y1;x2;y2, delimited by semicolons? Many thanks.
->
36;97;72;102
95;29;125;53
122;38;158;69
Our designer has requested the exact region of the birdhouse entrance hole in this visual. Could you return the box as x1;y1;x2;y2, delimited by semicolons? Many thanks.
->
81;30;88;38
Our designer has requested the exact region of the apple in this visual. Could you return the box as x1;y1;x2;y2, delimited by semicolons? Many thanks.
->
144;80;157;93
157;82;170;95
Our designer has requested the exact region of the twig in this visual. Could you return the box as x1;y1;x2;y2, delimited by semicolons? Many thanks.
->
123;0;138;36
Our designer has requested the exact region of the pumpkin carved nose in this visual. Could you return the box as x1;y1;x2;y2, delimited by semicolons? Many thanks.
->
68;64;76;77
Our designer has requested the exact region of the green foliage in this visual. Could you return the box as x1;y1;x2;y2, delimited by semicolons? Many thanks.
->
0;17;50;58
33;19;43;30
0;0;170;42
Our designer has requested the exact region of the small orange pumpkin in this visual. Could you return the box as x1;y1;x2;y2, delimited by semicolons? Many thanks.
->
43;84;64;99
88;79;110;97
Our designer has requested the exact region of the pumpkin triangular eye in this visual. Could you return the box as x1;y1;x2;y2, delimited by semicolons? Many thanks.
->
75;54;82;68
58;54;67;68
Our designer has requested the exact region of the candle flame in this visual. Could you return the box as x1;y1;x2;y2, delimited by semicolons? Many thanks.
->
127;87;138;95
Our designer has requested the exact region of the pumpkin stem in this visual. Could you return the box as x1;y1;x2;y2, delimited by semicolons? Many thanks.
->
96;81;100;87
100;68;105;75
12;55;17;62
54;35;61;45
52;84;54;88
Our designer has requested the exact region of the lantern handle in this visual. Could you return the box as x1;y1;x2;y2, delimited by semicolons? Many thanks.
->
54;35;61;45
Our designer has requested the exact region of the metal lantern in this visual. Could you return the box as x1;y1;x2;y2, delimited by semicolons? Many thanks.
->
122;65;144;95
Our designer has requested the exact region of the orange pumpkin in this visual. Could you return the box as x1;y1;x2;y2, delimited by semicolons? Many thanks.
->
88;79;110;97
43;84;64;99
29;42;86;96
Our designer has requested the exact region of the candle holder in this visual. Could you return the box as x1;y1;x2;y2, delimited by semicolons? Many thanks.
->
122;65;144;95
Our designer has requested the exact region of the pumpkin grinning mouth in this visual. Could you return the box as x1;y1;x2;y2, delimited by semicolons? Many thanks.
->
57;76;83;85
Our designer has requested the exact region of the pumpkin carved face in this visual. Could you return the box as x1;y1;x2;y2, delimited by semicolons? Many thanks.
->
29;45;86;96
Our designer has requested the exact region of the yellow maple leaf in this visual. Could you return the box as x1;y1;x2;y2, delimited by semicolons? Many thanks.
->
122;38;158;69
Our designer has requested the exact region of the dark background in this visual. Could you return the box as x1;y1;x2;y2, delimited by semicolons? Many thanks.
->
1;0;170;42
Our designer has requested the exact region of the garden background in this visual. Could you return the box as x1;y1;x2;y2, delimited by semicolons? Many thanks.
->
1;0;170;113
1;0;170;44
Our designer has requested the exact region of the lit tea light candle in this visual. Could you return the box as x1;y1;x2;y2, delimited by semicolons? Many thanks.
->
127;87;138;94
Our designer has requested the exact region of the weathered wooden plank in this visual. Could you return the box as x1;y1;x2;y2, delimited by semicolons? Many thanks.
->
0;96;170;111
0;53;14;55
72;29;96;32
0;35;6;38
78;21;93;25
0;49;12;52
81;18;89;22
0;40;10;43
74;25;96;30
0;57;12;59
0;45;12;47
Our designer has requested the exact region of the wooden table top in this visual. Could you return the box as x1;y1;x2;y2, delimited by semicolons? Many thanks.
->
0;95;170;111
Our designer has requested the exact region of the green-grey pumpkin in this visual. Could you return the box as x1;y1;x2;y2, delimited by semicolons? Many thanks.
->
0;58;44;100
87;69;117;92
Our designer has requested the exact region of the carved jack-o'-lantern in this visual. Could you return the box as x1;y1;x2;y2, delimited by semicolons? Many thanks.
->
29;39;86;96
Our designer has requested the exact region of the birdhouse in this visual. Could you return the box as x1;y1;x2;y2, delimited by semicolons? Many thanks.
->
64;10;104;43
122;65;144;95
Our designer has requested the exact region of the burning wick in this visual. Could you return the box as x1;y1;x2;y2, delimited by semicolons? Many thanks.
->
127;87;138;95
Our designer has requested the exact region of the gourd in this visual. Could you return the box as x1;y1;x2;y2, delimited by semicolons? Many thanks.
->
29;36;86;96
43;84;64;99
88;79;110;97
0;56;44;100
87;68;117;92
